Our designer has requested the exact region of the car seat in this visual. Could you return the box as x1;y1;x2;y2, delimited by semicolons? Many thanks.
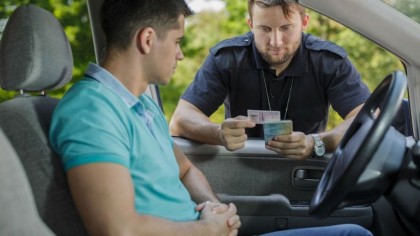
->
0;128;54;235
0;4;87;235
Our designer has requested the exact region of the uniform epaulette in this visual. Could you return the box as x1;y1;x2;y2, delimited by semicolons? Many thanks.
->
210;32;253;54
304;34;347;58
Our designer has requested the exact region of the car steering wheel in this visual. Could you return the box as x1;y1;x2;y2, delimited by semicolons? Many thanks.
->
309;71;407;218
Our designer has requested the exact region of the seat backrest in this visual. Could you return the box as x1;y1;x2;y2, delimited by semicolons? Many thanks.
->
0;4;87;235
0;128;54;236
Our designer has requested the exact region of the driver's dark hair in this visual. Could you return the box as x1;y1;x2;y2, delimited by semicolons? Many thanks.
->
100;0;194;51
248;0;305;20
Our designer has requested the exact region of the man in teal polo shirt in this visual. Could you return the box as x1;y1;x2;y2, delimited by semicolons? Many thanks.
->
50;0;372;235
50;0;240;235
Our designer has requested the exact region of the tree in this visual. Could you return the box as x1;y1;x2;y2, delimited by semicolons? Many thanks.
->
384;0;420;23
0;0;409;130
306;10;404;129
162;1;405;129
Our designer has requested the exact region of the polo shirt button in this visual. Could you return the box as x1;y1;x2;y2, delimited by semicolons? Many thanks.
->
244;39;249;43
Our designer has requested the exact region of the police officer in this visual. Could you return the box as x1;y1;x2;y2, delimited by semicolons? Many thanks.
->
169;0;370;160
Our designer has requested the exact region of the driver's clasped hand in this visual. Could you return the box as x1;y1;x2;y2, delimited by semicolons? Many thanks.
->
196;201;241;231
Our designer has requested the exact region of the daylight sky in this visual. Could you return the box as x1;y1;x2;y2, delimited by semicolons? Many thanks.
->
188;0;225;12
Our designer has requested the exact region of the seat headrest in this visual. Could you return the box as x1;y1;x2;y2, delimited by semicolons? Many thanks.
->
0;4;73;92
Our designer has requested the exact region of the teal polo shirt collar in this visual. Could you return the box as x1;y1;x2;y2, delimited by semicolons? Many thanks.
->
84;63;157;138
84;63;138;109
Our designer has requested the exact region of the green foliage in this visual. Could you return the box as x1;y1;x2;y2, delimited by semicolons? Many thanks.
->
384;0;420;23
306;10;405;129
163;3;405;130
47;0;95;98
0;1;409;130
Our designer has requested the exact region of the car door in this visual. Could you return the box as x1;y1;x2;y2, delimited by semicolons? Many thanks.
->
85;0;413;235
175;137;374;235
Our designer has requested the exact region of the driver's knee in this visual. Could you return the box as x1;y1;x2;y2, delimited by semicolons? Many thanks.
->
259;223;372;236
329;224;373;236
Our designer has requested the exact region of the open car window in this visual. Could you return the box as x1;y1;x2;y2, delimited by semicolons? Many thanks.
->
0;1;419;235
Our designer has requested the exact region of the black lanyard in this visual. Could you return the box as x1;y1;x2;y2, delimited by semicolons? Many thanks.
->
260;69;294;120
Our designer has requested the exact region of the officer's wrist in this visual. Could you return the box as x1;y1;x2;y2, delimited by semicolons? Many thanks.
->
311;134;326;158
217;126;226;146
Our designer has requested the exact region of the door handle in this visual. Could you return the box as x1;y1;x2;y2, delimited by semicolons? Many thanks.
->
292;166;325;190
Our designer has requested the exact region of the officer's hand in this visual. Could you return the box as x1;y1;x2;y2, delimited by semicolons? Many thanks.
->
266;132;314;160
219;116;255;151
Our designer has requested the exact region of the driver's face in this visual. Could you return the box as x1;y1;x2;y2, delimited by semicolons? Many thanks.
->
149;15;185;86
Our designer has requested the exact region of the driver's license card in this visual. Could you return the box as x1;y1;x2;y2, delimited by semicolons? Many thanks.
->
247;110;280;124
263;120;293;143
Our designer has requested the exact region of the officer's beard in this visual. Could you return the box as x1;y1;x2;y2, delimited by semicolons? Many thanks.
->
260;50;295;68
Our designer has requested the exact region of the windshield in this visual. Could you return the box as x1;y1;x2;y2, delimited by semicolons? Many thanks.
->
382;0;420;24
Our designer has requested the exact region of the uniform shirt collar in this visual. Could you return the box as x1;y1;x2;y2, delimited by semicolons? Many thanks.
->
84;63;139;108
252;32;308;78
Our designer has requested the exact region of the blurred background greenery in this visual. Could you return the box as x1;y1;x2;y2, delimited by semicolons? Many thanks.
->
0;0;406;130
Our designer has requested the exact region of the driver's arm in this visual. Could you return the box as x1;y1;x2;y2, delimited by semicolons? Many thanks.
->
67;162;239;235
174;144;220;203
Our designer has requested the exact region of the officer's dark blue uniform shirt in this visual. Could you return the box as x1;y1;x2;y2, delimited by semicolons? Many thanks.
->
181;32;371;137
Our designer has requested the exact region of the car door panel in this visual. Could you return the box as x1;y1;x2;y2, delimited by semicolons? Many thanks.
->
174;137;373;235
